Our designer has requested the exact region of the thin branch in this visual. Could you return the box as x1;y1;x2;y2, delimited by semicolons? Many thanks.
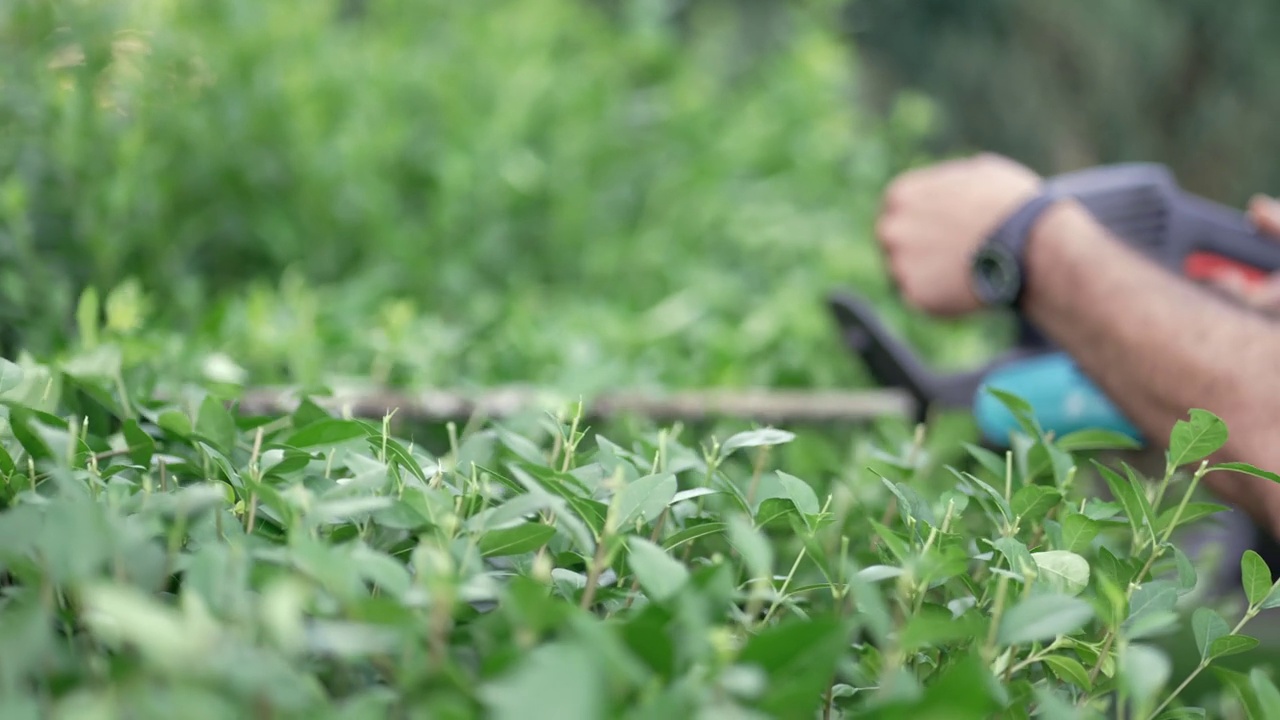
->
230;385;917;425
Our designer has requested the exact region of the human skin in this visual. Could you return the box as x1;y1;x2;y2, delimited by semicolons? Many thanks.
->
875;154;1280;536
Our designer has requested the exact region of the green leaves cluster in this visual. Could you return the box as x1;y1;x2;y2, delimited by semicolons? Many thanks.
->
0;353;1279;718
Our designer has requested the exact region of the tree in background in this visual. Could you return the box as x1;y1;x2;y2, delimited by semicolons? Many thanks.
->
844;0;1280;205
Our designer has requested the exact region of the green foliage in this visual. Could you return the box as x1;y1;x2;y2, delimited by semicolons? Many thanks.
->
0;0;998;391
0;337;1276;717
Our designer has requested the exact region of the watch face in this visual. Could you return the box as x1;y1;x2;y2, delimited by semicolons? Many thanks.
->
971;244;1022;305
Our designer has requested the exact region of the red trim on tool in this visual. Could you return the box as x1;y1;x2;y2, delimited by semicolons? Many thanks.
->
1184;252;1270;288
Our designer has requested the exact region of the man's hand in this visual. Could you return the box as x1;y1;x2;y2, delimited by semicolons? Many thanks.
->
875;154;1041;317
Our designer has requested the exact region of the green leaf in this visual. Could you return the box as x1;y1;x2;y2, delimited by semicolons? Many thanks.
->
613;472;677;530
1242;550;1273;608
1250;668;1280;716
1012;485;1062;523
1120;643;1171;707
1210;461;1280;485
1167;408;1228;468
1042;654;1092;691
196;394;238;455
984;387;1041;439
1193;607;1230;661
1209;634;1259;660
726;514;772;581
1031;550;1090;596
122;419;155;468
1060;512;1102;554
1173;546;1198;594
626;537;689;602
286;418;369;449
719;428;795;457
1212;667;1266;720
0;358;24;396
1156;502;1230;534
736;614;852;719
1095;461;1154;542
775;471;821;516
997;592;1094;647
660;521;726;551
1055;428;1142;452
899;604;986;651
480;640;604;720
991;537;1036;578
477;523;556;557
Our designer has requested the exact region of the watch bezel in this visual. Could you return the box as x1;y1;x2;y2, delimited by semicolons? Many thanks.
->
971;242;1023;306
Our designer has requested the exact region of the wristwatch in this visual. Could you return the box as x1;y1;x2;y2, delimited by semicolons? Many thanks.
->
970;191;1061;307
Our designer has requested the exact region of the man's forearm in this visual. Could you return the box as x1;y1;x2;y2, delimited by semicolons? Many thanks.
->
1021;199;1280;525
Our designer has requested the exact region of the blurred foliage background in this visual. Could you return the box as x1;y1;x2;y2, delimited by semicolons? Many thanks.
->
2;0;1277;395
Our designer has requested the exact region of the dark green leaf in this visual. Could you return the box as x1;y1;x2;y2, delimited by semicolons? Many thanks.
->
196;394;238;455
736;614;851;719
1209;634;1259;660
1210;461;1280;485
286;418;370;448
1042;654;1092;691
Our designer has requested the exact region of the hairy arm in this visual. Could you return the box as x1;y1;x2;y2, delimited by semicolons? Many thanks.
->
1022;199;1280;531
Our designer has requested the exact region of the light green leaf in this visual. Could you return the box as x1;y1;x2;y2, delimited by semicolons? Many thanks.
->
1250;668;1280;715
613;472;677;530
1193;607;1230;661
1121;643;1171;707
1031;550;1090;596
1242;550;1273;608
775;471;821;517
720;428;796;457
727;514;773;581
0;358;24;396
480;640;604;720
1055;428;1141;452
997;592;1094;646
626;537;689;602
1167;409;1228;468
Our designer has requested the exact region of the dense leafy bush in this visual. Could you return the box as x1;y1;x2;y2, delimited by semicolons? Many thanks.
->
0;0;999;392
0;333;1279;718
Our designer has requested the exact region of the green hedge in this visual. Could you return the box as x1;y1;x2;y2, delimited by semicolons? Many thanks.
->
1;0;997;392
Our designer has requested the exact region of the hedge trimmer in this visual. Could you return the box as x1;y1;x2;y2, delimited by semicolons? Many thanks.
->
831;162;1280;448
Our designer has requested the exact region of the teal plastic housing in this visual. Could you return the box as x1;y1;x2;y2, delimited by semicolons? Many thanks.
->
973;352;1143;445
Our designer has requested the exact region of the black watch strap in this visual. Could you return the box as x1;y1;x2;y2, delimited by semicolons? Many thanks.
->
971;191;1060;308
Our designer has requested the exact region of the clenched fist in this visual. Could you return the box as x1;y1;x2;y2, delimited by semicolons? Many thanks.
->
874;154;1043;317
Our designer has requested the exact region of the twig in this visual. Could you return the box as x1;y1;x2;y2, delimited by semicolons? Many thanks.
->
231;385;916;425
